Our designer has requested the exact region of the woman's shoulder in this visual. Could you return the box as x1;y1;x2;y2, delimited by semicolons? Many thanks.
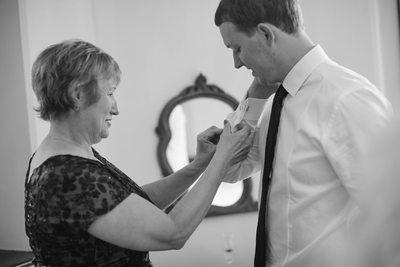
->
28;153;105;185
28;139;101;177
32;148;99;168
40;154;101;170
27;154;122;203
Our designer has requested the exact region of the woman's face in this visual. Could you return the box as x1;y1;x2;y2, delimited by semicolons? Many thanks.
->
80;78;119;144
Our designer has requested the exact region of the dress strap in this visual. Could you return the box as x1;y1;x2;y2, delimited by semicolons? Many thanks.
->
25;152;36;186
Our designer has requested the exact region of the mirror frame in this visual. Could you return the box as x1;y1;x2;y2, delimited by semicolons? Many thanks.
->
155;73;258;217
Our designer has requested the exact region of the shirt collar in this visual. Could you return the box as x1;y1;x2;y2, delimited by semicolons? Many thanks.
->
282;45;329;96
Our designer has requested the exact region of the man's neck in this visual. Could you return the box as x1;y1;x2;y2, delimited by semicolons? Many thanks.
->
277;30;315;80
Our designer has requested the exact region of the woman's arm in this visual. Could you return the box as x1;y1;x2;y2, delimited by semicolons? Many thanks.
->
142;126;222;209
88;122;254;251
141;161;204;210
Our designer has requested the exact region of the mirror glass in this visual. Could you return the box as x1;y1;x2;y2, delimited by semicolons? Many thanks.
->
167;99;243;207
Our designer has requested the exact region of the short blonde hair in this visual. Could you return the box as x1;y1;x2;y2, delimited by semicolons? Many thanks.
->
32;39;121;121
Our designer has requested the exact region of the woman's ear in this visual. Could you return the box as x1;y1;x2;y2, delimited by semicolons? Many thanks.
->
71;86;83;111
257;23;275;45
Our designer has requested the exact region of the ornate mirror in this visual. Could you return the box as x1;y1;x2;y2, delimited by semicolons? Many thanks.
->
156;73;257;217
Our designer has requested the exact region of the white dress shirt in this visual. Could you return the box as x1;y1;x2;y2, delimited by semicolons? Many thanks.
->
224;45;393;267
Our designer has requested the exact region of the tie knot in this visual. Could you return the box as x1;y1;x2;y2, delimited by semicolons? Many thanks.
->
274;84;288;105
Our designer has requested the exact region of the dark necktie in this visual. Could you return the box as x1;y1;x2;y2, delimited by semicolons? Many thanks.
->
254;84;288;267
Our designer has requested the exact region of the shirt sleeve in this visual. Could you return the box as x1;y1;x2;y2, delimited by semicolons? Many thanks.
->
322;88;393;205
222;97;267;183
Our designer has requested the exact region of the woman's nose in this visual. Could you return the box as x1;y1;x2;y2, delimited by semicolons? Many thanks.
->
111;101;119;115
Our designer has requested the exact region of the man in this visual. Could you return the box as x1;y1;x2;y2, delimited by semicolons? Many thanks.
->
215;0;393;266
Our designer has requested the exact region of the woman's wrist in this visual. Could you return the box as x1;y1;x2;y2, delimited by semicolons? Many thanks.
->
207;151;230;176
189;158;209;172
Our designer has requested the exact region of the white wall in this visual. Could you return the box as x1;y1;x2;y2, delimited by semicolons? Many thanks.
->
0;0;399;266
301;0;400;108
0;0;32;251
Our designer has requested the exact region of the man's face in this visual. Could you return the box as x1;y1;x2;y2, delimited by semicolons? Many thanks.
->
219;22;280;85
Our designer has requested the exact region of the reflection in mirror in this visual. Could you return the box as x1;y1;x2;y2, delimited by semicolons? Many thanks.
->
170;99;232;160
156;73;257;217
212;182;244;207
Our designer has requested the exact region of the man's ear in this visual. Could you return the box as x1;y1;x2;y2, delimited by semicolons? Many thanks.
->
257;23;275;45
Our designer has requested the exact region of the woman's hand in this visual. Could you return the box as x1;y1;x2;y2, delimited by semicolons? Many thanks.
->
215;120;254;167
192;126;223;169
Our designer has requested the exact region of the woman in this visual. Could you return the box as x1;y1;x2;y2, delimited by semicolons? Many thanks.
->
25;39;254;267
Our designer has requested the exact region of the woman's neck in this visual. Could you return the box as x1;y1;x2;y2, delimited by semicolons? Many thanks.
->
46;121;94;158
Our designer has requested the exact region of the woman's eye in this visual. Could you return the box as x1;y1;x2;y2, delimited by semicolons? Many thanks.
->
106;86;117;96
107;89;116;96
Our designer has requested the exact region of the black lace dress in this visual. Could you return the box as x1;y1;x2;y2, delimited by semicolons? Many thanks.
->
25;149;154;267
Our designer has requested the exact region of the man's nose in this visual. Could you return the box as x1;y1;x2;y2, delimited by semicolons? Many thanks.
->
234;54;243;69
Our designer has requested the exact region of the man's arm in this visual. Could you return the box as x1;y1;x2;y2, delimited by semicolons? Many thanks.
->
323;88;393;207
222;79;279;183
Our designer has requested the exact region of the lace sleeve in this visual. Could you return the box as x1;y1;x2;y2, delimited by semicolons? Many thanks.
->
40;159;130;231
